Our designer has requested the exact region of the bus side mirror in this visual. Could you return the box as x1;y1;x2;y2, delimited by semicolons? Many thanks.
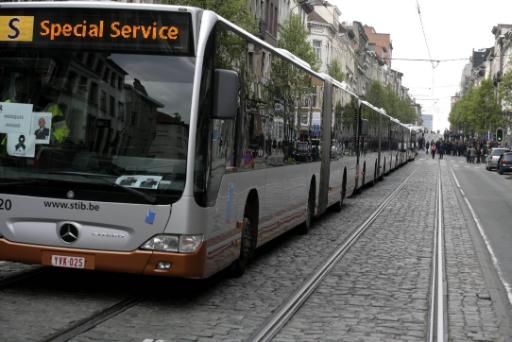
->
360;119;369;136
212;69;239;120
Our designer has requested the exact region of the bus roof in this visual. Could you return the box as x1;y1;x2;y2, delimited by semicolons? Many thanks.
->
0;1;201;13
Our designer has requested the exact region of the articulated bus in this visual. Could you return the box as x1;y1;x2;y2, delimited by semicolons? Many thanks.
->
0;2;415;278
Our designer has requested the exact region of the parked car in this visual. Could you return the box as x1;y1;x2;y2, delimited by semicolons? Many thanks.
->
486;147;510;170
497;152;512;175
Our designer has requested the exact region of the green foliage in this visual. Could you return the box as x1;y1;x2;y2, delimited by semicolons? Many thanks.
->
278;14;318;70
163;0;256;32
499;58;512;110
327;59;344;81
365;81;418;124
449;78;503;135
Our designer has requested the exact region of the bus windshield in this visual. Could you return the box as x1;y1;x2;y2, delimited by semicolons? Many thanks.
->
0;49;195;204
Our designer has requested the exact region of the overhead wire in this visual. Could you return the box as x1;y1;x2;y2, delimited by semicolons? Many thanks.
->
391;57;468;63
415;0;436;69
413;0;441;126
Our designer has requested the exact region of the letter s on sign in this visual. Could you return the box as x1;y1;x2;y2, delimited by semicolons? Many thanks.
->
8;18;20;39
1;16;34;42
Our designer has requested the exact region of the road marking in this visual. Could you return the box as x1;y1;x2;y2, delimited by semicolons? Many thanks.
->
450;167;512;306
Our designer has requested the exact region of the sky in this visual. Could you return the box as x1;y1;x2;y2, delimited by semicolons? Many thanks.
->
330;0;512;132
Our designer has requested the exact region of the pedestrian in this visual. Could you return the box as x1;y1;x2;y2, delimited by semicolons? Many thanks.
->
438;141;445;159
425;140;429;156
431;142;437;159
469;146;475;163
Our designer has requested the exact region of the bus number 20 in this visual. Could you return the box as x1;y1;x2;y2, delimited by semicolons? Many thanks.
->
0;199;12;211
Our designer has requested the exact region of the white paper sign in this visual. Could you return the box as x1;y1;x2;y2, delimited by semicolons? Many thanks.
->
115;175;163;190
6;133;36;158
31;112;52;144
0;102;33;134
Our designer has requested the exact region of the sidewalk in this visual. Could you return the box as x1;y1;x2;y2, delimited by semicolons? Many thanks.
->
274;158;508;341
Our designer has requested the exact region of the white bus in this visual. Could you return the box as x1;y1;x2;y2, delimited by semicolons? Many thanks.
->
0;2;412;278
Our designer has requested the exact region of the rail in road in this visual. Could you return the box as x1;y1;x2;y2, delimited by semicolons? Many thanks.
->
248;166;440;341
427;164;447;342
1;159;508;341
249;161;453;342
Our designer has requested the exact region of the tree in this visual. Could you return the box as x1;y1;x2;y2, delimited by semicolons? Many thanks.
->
327;59;344;82
365;81;418;124
278;14;318;70
366;81;386;109
449;79;504;137
499;56;512;111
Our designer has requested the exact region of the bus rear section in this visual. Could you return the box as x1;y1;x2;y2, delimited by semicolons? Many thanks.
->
0;3;210;278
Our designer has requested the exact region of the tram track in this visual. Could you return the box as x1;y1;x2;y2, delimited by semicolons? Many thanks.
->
248;166;419;342
41;296;143;342
427;162;447;342
0;265;144;342
0;162;422;342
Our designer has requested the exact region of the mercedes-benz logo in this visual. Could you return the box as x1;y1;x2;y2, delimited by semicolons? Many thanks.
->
59;223;79;243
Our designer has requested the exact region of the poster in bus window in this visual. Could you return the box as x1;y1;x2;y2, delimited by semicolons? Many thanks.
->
31;112;52;144
115;175;162;189
6;133;36;158
0;102;33;135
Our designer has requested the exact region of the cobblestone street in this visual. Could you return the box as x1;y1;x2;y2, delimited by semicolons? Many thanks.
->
1;158;511;341
2;0;512;341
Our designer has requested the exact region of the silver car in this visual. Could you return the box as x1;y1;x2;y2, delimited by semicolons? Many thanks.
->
486;147;510;170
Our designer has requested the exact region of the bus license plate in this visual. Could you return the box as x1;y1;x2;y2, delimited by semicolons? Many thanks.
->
51;255;85;269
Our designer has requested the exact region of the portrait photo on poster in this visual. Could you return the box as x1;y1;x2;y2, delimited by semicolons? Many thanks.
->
31;112;52;144
6;133;36;158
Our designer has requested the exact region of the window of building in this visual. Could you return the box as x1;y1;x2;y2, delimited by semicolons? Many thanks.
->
89;82;98;105
270;3;274;34
103;68;110;83
100;90;107;112
109;95;115;117
313;40;322;61
78;76;88;94
273;4;278;36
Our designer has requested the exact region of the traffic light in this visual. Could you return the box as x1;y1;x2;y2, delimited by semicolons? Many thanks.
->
496;128;503;142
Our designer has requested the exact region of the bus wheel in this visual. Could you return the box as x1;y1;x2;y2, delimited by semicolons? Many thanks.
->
333;171;346;213
299;182;315;234
230;205;258;277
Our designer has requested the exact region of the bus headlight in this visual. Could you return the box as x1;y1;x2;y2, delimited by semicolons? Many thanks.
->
141;235;179;252
179;234;203;253
140;234;203;253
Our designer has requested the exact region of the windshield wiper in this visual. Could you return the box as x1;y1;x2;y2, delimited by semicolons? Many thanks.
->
40;171;158;204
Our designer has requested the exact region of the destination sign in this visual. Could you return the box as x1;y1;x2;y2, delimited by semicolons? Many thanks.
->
0;9;193;54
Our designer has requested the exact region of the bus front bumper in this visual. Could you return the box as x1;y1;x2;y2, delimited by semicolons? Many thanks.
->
0;238;206;278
